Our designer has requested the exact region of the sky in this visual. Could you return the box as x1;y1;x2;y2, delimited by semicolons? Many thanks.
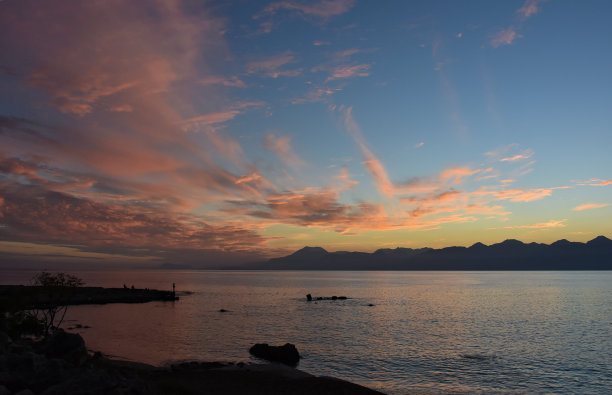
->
0;0;611;268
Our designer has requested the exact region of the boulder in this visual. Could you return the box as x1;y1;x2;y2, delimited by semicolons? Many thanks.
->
249;343;300;366
0;332;9;353
43;331;88;366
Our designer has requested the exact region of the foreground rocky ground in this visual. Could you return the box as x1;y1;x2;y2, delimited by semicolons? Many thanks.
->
0;330;384;394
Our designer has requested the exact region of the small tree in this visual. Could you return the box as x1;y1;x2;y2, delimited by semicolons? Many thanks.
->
31;271;84;336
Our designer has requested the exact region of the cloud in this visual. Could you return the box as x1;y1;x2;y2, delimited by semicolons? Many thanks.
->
439;167;482;184
504;219;567;229
313;41;331;46
246;52;301;78
110;104;134;113
325;64;371;81
200;75;246;88
500;151;533;162
0;183;268;261
491;28;521;48
573;203;609;211
517;0;545;19
342;107;394;198
582;179;612;187
263;133;305;168
258;0;355;19
291;86;340;104
183;110;242;127
490;187;561;202
414;142;424;149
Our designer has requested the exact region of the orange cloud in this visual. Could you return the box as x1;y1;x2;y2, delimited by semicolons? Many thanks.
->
440;167;482;184
504;219;566;229
583;179;612;186
573;203;609;211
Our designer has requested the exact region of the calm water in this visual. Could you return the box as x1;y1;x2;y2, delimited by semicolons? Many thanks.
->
3;270;612;394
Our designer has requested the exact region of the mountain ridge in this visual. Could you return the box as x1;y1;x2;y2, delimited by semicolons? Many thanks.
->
256;236;612;270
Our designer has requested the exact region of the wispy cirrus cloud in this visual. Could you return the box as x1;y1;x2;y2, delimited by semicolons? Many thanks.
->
257;0;355;20
342;106;394;198
325;64;371;81
573;203;609;211
580;179;612;187
263;133;305;168
246;52;302;78
200;75;246;88
504;219;567;229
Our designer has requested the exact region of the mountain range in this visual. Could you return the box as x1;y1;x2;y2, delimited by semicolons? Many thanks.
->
253;236;612;270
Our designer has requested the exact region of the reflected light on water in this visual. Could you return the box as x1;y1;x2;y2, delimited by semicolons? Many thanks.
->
3;270;611;394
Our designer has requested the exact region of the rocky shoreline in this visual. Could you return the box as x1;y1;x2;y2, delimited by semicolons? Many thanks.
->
0;330;385;394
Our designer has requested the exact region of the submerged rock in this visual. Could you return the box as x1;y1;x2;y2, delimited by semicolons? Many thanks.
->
249;343;300;366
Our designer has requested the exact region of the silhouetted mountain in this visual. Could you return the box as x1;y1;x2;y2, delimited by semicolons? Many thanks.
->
255;236;612;270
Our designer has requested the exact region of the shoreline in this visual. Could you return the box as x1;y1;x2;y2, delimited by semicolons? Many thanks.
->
0;329;385;394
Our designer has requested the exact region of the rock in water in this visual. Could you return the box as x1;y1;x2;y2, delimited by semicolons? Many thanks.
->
249;343;300;366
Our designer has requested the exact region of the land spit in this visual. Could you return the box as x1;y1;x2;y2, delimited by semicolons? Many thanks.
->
0;285;178;309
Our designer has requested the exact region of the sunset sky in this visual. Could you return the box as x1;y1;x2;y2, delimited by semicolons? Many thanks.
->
1;0;611;267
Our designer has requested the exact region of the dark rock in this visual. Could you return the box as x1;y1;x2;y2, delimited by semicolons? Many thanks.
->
218;309;229;313
249;343;300;366
43;331;88;366
0;331;9;353
368;304;375;307
306;294;312;301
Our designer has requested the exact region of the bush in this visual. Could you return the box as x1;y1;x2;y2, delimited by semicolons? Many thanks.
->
31;272;84;336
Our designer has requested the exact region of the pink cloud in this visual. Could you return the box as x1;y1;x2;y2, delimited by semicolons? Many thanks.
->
326;64;370;81
491;28;521;48
517;0;545;19
263;133;305;168
342;107;394;197
573;203;609;211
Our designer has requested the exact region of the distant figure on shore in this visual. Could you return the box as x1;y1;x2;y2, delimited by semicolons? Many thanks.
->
123;284;127;289
131;285;134;290
172;283;176;298
306;294;312;301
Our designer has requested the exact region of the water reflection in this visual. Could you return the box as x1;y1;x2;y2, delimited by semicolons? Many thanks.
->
3;270;611;394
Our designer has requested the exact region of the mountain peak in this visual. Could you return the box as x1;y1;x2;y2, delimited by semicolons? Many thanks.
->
289;246;328;258
469;242;487;249
587;235;612;247
492;239;525;248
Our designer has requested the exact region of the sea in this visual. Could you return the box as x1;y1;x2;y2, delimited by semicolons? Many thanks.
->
2;270;612;394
